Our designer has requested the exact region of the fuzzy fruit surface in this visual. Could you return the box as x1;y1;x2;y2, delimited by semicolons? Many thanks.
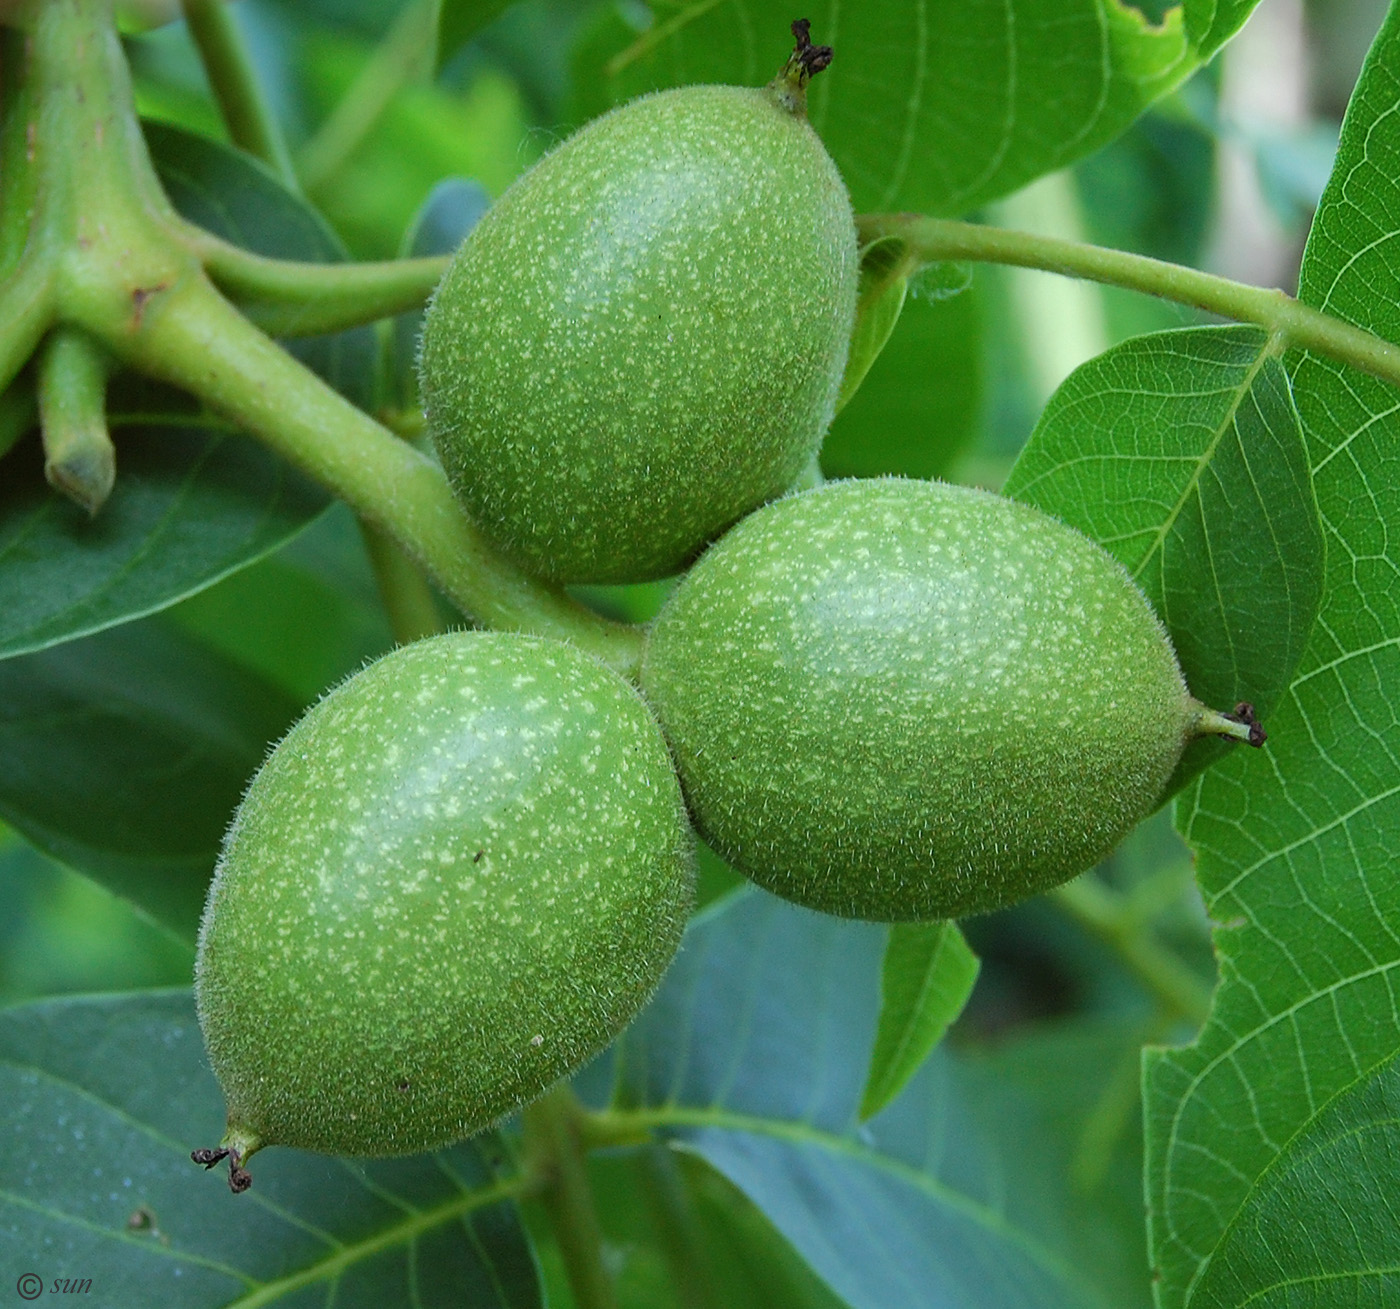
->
419;83;858;585
641;479;1199;921
195;632;694;1159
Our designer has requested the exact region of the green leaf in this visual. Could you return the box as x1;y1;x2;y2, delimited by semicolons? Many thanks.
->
436;0;514;71
835;237;911;414
0;834;193;1005
0;990;541;1307
304;36;532;258
859;922;979;1122
168;501;394;705
583;2;1197;217
589;892;1152;1309
1189;1047;1400;1306
823;276;984;481
1145;9;1400;1305
0;617;300;940
1004;325;1324;788
0;424;327;662
1183;0;1264;60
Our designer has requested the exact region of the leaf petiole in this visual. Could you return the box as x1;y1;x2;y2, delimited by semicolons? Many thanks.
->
179;0;297;188
178;223;449;336
1051;876;1213;1026
36;326;115;515
0;258;54;400
522;1085;620;1309
359;520;446;646
297;0;438;196
861;214;1400;392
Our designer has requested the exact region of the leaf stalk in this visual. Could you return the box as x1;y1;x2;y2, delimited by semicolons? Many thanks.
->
1051;875;1213;1026
0;258;54;399
179;223;449;335
297;0;438;195
860;215;1400;390
36;325;115;514
522;1085;620;1309
359;519;446;646
11;0;641;675
179;0;298;189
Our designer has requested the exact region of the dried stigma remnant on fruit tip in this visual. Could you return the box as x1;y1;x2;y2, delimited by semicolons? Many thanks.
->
191;633;693;1192
190;1134;258;1194
768;19;835;115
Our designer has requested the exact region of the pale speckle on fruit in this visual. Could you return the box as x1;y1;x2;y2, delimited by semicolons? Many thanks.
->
420;84;858;584
195;633;694;1163
641;478;1200;921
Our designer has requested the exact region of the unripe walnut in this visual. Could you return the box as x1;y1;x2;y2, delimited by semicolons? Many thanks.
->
193;632;693;1190
419;75;858;585
641;478;1261;921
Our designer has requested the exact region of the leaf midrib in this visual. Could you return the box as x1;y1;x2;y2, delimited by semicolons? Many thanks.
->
1128;336;1278;586
1182;1055;1400;1305
622;1102;1102;1302
225;1175;526;1309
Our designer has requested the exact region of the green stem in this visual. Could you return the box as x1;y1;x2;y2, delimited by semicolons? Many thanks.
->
25;0;638;673
522;1086;619;1309
359;519;446;645
859;215;1400;391
0;25;41;276
102;272;643;675
1069;1011;1172;1195
36;325;115;514
637;1145;716;1309
29;0;196;326
1051;876;1213;1026
180;225;449;335
298;0;437;195
380;405;427;440
0;259;54;398
1122;859;1200;930
180;0;297;188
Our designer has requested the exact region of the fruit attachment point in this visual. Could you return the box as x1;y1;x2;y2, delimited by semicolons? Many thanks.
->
769;18;834;114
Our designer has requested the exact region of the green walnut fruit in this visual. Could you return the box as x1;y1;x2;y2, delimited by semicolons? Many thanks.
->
641;478;1263;922
419;42;858;585
193;632;693;1190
